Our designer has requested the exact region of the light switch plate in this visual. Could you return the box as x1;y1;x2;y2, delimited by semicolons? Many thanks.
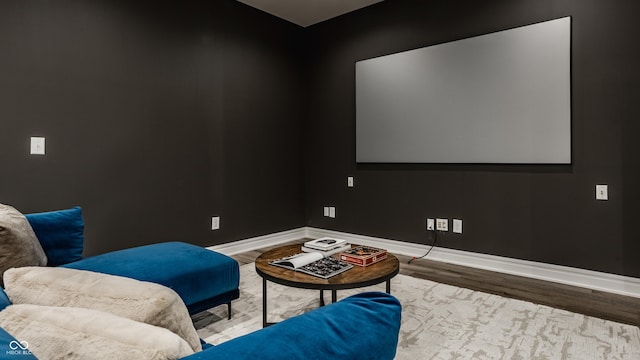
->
453;219;463;234
30;137;45;155
328;207;336;218
211;216;220;230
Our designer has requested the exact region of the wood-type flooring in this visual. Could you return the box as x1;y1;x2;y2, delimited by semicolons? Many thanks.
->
230;239;640;327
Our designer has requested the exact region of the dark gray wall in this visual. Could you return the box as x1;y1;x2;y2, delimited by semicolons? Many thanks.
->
2;0;638;279
0;0;305;255
304;0;640;277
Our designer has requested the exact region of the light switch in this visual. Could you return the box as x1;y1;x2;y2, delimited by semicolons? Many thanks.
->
453;219;463;234
30;137;45;155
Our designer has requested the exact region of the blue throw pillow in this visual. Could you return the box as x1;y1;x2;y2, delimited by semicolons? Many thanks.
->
0;288;11;311
25;207;84;266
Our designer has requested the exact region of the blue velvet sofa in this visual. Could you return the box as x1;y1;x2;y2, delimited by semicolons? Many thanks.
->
0;206;402;359
0;291;402;359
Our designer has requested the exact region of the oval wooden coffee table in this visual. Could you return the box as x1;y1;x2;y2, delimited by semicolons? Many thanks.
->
255;243;399;327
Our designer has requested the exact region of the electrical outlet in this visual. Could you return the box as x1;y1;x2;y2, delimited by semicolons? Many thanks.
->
426;218;435;231
211;216;220;230
436;218;448;231
347;176;354;187
453;219;463;234
596;184;608;201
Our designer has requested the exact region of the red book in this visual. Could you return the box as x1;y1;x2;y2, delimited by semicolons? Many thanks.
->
339;245;387;267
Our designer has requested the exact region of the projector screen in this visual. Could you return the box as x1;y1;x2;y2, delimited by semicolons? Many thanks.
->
355;17;571;164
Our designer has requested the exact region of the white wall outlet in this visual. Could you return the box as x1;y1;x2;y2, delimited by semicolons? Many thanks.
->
30;137;45;155
347;176;354;188
596;184;608;201
323;207;330;217
453;219;463;234
211;216;220;230
426;218;435;231
328;207;336;218
436;218;448;231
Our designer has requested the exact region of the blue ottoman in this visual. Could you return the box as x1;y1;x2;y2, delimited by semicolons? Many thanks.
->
63;242;240;316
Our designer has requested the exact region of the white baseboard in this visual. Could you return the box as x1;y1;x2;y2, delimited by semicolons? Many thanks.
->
210;226;640;299
207;227;306;256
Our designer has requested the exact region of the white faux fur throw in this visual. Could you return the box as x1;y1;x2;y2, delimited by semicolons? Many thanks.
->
3;267;201;352
0;304;194;360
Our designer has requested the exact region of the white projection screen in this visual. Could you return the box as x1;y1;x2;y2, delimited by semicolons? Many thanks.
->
356;17;571;164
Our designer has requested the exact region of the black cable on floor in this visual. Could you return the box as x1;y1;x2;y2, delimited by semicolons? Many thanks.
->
408;230;437;264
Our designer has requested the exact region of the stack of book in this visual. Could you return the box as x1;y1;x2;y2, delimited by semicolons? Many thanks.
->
339;245;387;267
301;237;351;257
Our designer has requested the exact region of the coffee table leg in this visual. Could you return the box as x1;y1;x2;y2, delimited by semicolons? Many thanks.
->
386;279;391;294
262;277;268;327
332;290;337;303
319;290;325;306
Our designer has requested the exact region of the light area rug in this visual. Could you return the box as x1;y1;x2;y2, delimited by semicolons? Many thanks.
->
193;263;640;359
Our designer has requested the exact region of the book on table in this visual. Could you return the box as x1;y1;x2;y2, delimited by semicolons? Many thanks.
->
301;243;352;256
303;237;348;251
339;245;387;267
269;252;353;279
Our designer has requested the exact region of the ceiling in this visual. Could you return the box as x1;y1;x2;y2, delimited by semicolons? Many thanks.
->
236;0;384;27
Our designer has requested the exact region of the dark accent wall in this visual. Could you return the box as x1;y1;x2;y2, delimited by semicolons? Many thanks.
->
2;0;638;279
0;0;305;256
304;0;640;277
